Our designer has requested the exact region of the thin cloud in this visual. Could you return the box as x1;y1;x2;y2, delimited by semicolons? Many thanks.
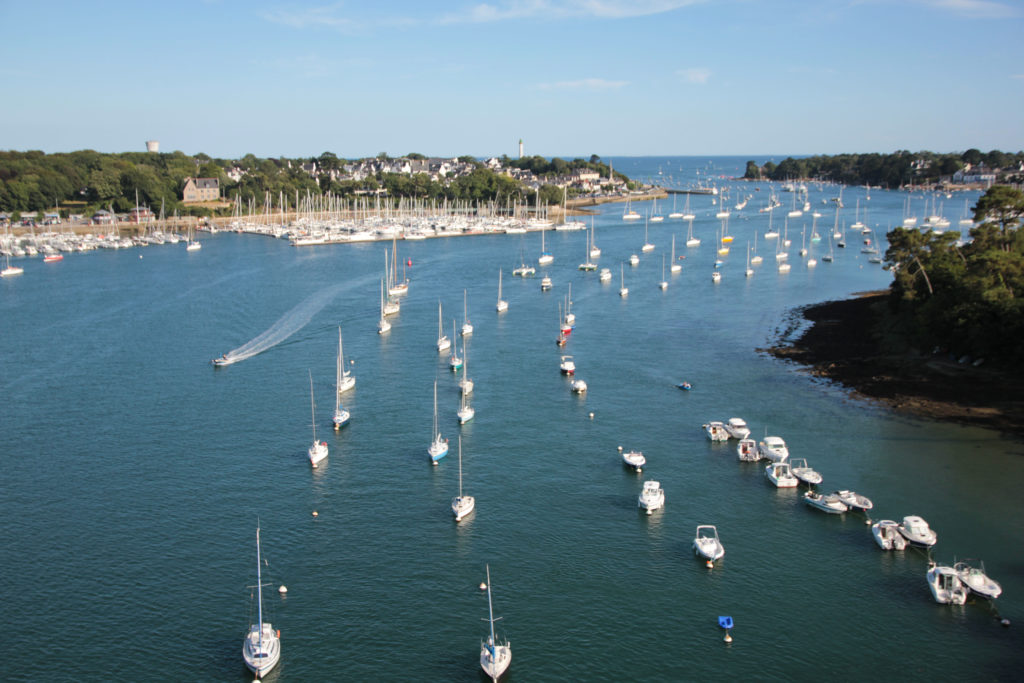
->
678;67;711;84
441;0;705;24
538;78;628;90
261;3;356;30
1011;74;1024;79
911;0;1019;18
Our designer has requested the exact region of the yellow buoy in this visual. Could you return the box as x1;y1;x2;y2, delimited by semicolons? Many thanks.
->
724;632;732;643
479;582;487;591
312;510;318;517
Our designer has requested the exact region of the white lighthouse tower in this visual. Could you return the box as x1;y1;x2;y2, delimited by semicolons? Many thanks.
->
518;138;523;159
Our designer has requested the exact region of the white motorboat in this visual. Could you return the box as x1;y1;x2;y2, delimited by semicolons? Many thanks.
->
622;449;646;472
927;563;968;605
703;421;729;442
789;458;822;485
570;378;587;393
307;371;328;468
872;520;908;550
736;438;759;461
560;355;576;375
693;524;725;563
242;526;281;679
954;560;1002;600
540;275;552;291
802;490;848;514
437;301;451;352
599;267;612;282
496;269;508;313
725;417;750;439
428;381;448;465
461;289;473;337
757;436;789;462
765;462;799;488
480;565;512;681
898;515;937;547
711;270;721;283
638;480;665;515
835;490;873;511
451;437;475;522
629;253;639;266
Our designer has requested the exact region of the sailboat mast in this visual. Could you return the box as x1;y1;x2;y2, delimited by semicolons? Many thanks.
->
458;436;464;497
256;526;264;651
309;370;317;442
336;328;343;412
486;564;497;654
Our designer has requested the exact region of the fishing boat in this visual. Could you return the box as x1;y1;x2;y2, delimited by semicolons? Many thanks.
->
449;321;463;371
724;418;750;439
559;355;576;375
332;333;351;431
898;516;937;547
307;370;328;467
377;280;391;334
670;235;682;273
622;449;646;472
242;526;281;679
757;435;789;462
428;381;448;464
480;565;512;681
789;458;822;485
835;490;873;511
461;289;473;337
872;520;908;550
619;263;629;297
736;438;758;461
802;491;848;514
451;436;475;521
538;228;554;265
693;525;725;564
703;421;729;442
437;301;451;352
927;562;968;605
765;462;799;487
638;480;665;514
495;269;508;313
954;560;1002;600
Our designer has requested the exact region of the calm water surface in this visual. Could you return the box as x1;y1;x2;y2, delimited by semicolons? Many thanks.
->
2;157;1022;681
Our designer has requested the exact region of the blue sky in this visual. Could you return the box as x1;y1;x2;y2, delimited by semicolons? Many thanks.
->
1;0;1021;159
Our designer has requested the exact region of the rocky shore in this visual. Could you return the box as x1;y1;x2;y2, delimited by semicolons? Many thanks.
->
766;292;1024;438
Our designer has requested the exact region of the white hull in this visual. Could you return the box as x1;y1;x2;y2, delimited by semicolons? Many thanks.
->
872;520;907;550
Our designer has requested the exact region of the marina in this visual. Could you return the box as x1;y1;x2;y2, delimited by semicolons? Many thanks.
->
2;156;1020;680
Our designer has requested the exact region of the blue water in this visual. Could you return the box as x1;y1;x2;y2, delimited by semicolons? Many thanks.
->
3;157;1022;681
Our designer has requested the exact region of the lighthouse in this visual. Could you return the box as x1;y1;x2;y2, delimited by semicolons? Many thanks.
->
518;138;523;159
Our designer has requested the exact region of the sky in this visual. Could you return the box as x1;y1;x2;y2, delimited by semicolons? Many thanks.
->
1;0;1022;159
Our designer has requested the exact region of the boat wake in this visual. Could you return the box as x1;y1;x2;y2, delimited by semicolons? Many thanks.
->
214;284;345;365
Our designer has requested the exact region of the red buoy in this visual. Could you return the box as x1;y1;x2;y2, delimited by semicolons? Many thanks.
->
407;259;412;266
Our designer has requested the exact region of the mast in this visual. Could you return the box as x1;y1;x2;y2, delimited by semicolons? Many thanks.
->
458;436;464;498
432;380;439;440
256;526;265;651
336;328;343;413
309;370;317;443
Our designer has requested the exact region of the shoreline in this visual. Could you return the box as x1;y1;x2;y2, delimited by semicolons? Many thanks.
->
765;292;1024;438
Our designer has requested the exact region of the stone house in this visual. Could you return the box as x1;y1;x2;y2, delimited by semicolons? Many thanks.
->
182;177;220;203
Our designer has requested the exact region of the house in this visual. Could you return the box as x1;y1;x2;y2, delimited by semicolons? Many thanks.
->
952;164;996;187
182;177;220;203
129;207;154;223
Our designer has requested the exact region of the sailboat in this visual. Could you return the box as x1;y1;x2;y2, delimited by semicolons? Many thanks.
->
622;196;641;221
307;370;328;467
459;337;474;395
461;289;473;337
641;216;655;252
850;198;865;231
428;380;448;464
564;284;576;327
578;228;597;270
495;269;508;312
764;208;779;240
387;236;409;295
668;193;683;219
650;196;664;222
377;280;391;334
659;255;668;290
449;320;463;371
185;220;201;251
619;263;629;297
1;252;24;277
556;302;568;346
717;215;731;256
681;194;696;221
589;217;601;257
437;301;451;351
538;228;554;265
670;235;682;273
333;330;352;430
451;436;475;521
750;230;763;265
806;236;817;268
242;525;281;679
480;564;512;681
382;251;400;315
745;241;754;277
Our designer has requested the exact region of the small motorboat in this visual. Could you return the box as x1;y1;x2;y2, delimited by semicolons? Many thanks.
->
927;562;968;605
556;333;567;347
724;417;750;439
757;436;789;462
622;450;646;472
676;381;692;391
898;515;937;547
570;378;587;393
736;438;759;461
871;520;908;550
540;276;552;291
789;458;822;485
835;490;873;511
693;525;725;564
638;480;665;515
765;462;799;488
559;355;576;375
211;354;235;367
954;560;1002;600
803;490;848;514
703;421;729;442
43;254;64;263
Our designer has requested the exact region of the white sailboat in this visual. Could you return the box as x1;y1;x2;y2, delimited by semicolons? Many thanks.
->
307;370;328;467
461;289;473;337
480;565;512;681
459;337;474;395
449;320;462;371
641;215;655;252
382;250;400;316
335;326;355;393
659;255;668;290
333;329;351;430
242;526;281;679
495;269;508;312
750;230;763;265
387;236;409;295
186;220;201;251
2;252;24;277
681;194;696;221
668;192;683;219
589;217;601;257
745;241;754;277
377;280;391;334
538;228;554;265
578;226;597;270
437;301;451;352
670;235;682;273
619;263;629;297
428;380;448;464
452;436;475;521
650;196;664;222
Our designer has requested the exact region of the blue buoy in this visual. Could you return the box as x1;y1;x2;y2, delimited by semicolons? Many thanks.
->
718;616;734;630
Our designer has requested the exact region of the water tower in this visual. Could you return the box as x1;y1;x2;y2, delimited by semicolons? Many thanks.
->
146;140;159;153
518;138;523;159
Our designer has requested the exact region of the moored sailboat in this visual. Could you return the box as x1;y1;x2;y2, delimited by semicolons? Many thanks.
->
480;565;512;681
428;380;448;464
242;525;281;679
307;370;328;467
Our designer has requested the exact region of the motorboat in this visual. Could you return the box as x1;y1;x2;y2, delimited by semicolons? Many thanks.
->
693;525;725;564
835;490;873;511
927;563;968;605
599;267;612;282
622;449;646;472
638;480;665;515
898;515;937;547
540;276;552;291
512;262;535;277
711;270;721;283
954;560;1002;600
789;458;822;485
736;438;759;461
802;491;848;514
570;378;587;393
757;436;789;462
703;421;729;442
451;437;475;522
872;520;908;550
211;354;236;367
242;526;281;678
765;462;799;488
560;355;576;375
480;565;512;680
724;417;750;439
676;382;692;391
629;253;639;266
